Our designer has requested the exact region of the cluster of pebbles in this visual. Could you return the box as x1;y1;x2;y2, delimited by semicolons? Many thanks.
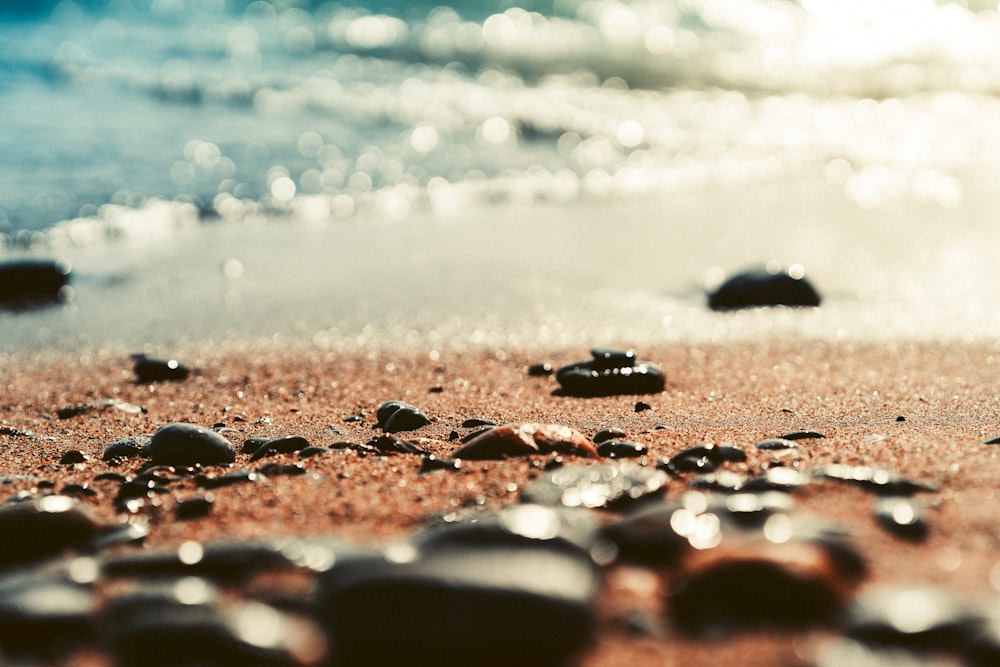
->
0;348;994;666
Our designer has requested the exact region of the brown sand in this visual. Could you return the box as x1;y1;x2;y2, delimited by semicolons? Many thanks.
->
2;339;1000;665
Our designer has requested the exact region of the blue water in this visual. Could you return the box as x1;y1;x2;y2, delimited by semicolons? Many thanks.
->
4;0;1000;350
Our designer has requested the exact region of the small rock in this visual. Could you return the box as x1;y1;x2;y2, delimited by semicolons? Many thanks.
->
298;446;333;459
556;348;666;398
249;435;311;461
521;463;668;510
0;259;72;310
56;399;143;420
817;464;937;496
461;418;497;428
874;497;927;541
102;437;150;462
376;401;430;433
635;401;653;413
59;450;89;465
779;430;825;440
146;423;236;467
0;570;95;653
131;355;191;383
708;265;821;311
594;428;627;444
527;362;553;377
844;586;978;654
756;438;799;451
176;495;214;520
418;455;462;474
256;462;307;477
0;496;101;568
452;423;600;460
596;440;648;459
317;505;601;667
663;444;746;474
194;470;261;489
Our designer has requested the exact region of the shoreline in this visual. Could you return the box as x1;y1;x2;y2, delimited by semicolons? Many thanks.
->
2;339;999;664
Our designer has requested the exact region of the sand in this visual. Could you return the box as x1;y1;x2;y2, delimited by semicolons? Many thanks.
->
2;339;1000;665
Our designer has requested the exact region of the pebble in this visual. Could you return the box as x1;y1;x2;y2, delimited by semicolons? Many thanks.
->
418;455;462;474
0;496;101;568
527;362;554;376
376;401;430;433
0;570;95;654
195;470;261;489
257;462;307;477
663;444;747;475
555;348;666;397
461;418;497;428
102;437;150;462
756;438;800;451
843;586;979;654
874;497;928;541
520;463;669;510
249;435;311;461
817;464;937;496
0;258;72;310
667;517;862;635
707;265;821;310
146;423;236;467
105;583;326;667
317;505;602;667
593;428;627;444
779;430;825;440
56;398;143;420
176;495;214;520
59;449;89;465
131;354;191;383
451;423;600;460
298;446;333;459
596;440;648;459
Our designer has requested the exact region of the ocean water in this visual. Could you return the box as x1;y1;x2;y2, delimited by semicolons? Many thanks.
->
3;0;1000;352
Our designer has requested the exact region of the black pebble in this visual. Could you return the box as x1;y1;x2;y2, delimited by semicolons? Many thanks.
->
461;418;497;428
59;450;88;465
0;496;100;568
528;362;554;376
102;437;150;462
521;463;668;510
376;401;430;433
596;440;648;459
874;497;927;541
146;423;236;467
257;462;307;477
419;455;462;474
0;259;72;310
298;446;333;459
779;430;825;440
635;402;652;412
249;435;311;461
176;495;214;520
556;348;665;398
594;428;627;444
708;265;821;310
240;437;270;454
756;438;799;451
131;354;191;383
317;506;601;667
195;470;261;489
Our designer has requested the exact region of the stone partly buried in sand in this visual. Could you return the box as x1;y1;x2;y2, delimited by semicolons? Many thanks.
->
131;355;191;383
0;258;72;310
318;504;604;667
708;264;821;311
375;400;430;433
145;423;237;467
451;423;600;460
555;348;666;397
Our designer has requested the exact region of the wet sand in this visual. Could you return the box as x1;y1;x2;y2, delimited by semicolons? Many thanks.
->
2;339;1000;665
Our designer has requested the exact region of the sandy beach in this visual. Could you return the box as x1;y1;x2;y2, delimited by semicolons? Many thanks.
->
2;339;998;665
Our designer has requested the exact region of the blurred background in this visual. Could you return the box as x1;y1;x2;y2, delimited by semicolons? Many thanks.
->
3;0;1000;350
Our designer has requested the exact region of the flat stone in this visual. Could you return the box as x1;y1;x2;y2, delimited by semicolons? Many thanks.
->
0;259;72;310
376;401;430;433
708;265;821;311
317;505;601;667
131;355;191;383
521;463;669;510
146;424;236;467
555;348;665;398
0;496;101;568
596;440;647;459
249;435;311;461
